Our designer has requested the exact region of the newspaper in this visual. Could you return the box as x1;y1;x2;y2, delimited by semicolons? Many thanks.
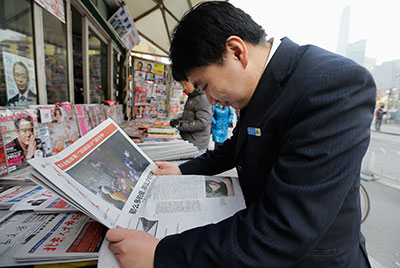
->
0;166;35;185
27;119;246;266
0;211;57;267
10;188;77;213
0;185;42;209
13;212;105;262
138;140;200;161
0;211;99;266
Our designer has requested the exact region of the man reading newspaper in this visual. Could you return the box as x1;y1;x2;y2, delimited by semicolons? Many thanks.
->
105;1;375;268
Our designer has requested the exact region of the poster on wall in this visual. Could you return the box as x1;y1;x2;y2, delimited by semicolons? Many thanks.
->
2;51;37;107
34;0;65;23
108;5;140;50
153;63;164;76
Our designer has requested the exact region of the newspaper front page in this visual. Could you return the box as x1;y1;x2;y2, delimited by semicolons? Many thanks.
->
14;212;105;262
28;119;246;266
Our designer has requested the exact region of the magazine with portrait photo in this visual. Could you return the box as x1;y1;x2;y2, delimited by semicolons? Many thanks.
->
2;52;37;107
0;109;43;172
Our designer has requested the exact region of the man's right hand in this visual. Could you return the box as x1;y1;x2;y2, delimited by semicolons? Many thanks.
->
152;161;182;175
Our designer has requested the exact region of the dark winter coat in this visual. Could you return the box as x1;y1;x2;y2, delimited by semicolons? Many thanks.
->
177;88;212;150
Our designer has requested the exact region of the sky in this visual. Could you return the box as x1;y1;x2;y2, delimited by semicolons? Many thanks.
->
230;0;400;65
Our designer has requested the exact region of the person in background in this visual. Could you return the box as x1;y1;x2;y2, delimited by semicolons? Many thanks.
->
375;105;386;131
211;104;234;148
106;2;376;267
169;80;212;152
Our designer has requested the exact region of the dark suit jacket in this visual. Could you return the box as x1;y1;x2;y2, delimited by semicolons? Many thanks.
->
155;38;376;267
6;90;37;106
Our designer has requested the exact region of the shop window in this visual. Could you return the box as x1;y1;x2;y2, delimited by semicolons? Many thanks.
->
88;30;108;103
90;0;111;19
71;5;83;104
0;0;37;106
42;6;69;104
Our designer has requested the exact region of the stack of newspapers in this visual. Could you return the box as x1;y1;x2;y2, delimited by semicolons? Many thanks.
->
138;140;200;161
17;119;246;267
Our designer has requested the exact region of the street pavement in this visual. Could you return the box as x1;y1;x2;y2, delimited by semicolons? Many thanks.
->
372;122;400;136
362;179;400;268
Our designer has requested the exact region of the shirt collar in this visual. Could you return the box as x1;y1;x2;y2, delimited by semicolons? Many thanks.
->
264;35;282;70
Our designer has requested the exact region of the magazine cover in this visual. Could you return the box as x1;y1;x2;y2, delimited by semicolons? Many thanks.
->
91;105;104;126
56;104;81;144
2;51;37;107
85;105;98;129
0;132;8;177
38;126;52;157
104;105;123;125
0;109;43;172
29;105;56;124
74;105;92;136
43;106;80;155
94;105;107;123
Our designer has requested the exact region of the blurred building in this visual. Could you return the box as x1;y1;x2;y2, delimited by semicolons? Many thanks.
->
336;5;350;57
345;39;366;66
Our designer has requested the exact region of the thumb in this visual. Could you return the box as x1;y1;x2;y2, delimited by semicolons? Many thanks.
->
106;228;129;242
154;161;169;169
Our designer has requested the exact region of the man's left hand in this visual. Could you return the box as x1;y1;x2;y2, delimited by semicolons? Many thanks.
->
106;228;159;268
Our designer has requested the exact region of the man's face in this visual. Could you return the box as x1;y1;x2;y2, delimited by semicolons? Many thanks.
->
13;64;29;93
17;119;33;146
187;56;252;109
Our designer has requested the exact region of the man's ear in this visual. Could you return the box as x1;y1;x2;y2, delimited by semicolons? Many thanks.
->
225;36;248;68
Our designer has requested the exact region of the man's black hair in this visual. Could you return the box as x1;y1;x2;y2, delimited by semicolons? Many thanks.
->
170;1;267;81
13;61;29;76
14;115;33;129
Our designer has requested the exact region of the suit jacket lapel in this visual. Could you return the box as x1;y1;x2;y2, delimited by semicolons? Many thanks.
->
234;37;303;161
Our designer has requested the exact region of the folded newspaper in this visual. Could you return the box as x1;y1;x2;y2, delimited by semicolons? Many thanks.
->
27;118;246;267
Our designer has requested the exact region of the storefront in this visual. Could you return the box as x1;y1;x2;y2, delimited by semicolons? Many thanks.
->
0;0;128;107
